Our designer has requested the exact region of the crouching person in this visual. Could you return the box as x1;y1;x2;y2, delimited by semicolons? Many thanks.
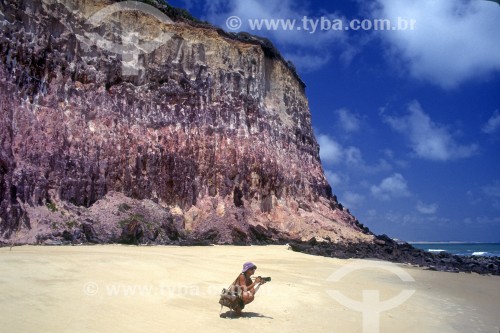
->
234;262;267;316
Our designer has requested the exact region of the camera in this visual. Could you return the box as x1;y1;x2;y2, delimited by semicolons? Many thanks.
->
260;276;271;282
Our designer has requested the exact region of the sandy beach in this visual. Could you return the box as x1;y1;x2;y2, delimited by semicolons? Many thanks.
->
1;245;498;333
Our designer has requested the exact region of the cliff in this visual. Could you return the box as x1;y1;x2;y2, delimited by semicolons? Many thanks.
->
0;0;372;245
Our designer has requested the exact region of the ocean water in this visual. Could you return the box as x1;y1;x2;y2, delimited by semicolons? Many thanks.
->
409;243;500;257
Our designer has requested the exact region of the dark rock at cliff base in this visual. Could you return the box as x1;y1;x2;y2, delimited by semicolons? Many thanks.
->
288;240;500;276
82;224;99;244
120;220;145;245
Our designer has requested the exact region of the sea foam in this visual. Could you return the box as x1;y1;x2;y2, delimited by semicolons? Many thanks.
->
428;249;446;253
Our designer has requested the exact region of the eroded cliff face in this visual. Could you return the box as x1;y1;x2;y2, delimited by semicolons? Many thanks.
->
0;0;372;245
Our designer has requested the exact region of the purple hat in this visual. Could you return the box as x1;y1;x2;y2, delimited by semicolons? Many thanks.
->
242;262;257;273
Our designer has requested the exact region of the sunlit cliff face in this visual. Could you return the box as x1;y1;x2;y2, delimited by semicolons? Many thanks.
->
0;0;371;244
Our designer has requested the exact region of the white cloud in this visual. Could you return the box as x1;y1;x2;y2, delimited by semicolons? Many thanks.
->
324;170;349;189
317;133;392;174
416;201;438;215
340;191;365;209
482;180;500;198
336;108;360;133
370;0;500;89
383;101;478;161
344;146;364;166
317;133;360;166
317;134;344;164
482;110;500;134
371;173;411;200
382;148;409;168
463;216;500;226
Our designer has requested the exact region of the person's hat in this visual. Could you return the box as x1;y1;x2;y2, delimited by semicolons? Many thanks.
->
242;262;257;273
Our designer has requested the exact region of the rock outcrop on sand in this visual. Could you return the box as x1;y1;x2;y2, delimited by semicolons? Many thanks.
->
0;0;370;245
289;236;500;275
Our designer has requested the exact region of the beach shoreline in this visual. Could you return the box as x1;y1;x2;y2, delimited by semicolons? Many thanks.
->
1;245;499;333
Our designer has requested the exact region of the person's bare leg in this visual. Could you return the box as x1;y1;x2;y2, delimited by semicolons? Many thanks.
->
242;291;254;305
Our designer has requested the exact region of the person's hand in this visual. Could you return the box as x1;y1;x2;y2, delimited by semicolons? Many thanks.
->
256;276;267;284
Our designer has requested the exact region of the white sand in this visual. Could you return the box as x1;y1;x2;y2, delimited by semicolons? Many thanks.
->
0;245;498;333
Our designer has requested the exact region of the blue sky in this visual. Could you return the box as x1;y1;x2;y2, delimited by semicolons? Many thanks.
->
166;0;500;242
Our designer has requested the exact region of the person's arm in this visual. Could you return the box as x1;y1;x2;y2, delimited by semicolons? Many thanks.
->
237;274;248;292
238;275;262;293
251;277;266;295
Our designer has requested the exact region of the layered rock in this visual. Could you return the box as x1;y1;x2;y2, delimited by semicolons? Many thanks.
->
0;0;372;245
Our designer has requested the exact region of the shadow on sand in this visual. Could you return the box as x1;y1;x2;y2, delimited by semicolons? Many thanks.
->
219;311;273;319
